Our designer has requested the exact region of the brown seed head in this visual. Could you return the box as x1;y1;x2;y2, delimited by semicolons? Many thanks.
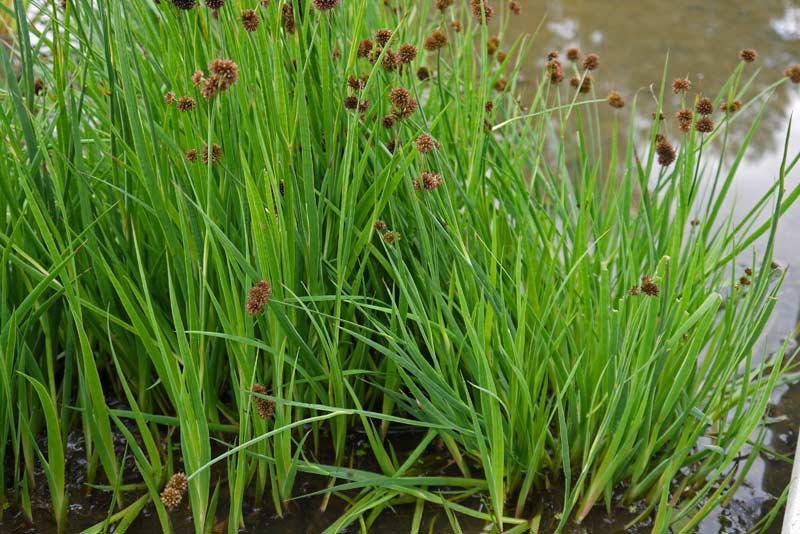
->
449;20;461;32
744;267;753;276
357;99;369;112
496;51;507;63
784;64;800;83
435;0;454;10
164;91;176;105
424;30;448;51
344;95;359;110
201;143;222;165
251;385;276;419
641;281;659;297
671;78;691;93
177;96;196;111
312;0;339;10
629;285;640;296
172;0;196;10
655;137;676;166
509;0;521;15
607;91;624;109
381;114;396;128
242;9;259;31
740;276;751;286
720;99;743;113
374;220;387;232
201;74;221;99
487;36;500;55
185;148;198;162
398;43;418;64
570;75;592;93
209;59;239;88
167;473;188;495
160;486;183;510
381;49;399;72
357;39;373;58
281;3;296;33
695;97;714;116
695;116;714;133
581;53;599;70
471;0;493;23
383;230;399;244
348;75;365;91
375;29;393;47
417;66;431;81
388;87;411;109
739;49;757;63
415;133;439;153
191;70;204;86
246;280;272;316
676;109;693;132
566;47;580;61
205;0;223;8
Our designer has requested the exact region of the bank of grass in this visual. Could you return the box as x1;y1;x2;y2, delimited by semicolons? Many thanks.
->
1;0;800;532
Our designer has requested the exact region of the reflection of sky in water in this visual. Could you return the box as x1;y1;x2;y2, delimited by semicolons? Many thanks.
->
508;1;800;530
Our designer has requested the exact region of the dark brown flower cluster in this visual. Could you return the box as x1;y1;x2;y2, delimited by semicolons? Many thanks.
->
435;0;453;10
383;230;400;244
695;97;713;116
202;143;222;165
581;53;599;70
185;148;198;162
640;276;659;297
388;86;418;119
424;30;448;51
719;99;743;113
509;0;520;15
398;43;417;64
358;39;373;58
487;36;500;56
160;472;189;510
282;3;296;33
607;91;624;109
242;9;259;31
547;59;564;83
671;78;691;94
695;116;714;133
470;0;493;23
172;0;196;10
375;29;393;47
566;47;580;61
246;280;272;316
417;66;431;81
415;133;439;153
739;49;757;63
676;109;693;132
570;75;592;93
205;0;224;8
312;0;339;10
785;64;800;83
655;134;676;166
413;171;443;191
177;96;196;111
251;384;276;419
199;59;239;99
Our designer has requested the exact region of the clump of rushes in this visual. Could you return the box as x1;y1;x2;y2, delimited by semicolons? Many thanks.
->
695;96;714;116
785;64;800;83
398;43;417;64
171;0;196;9
413;171;443;191
281;3;295;33
246;280;272;316
739;48;757;63
581;53;599;70
607;91;624;108
672;77;691;93
655;135;676;166
177;96;196;111
424;30;448;51
470;0;493;22
415;133;439;153
509;0;521;15
566;47;580;61
695;116;714;133
375;29;393;47
204;0;223;8
251;384;276;419
312;0;339;10
202;143;222;165
676;108;693;132
242;9;259;31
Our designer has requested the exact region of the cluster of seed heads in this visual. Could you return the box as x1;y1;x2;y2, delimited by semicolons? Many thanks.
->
251;384;276;419
607;91;624;109
194;59;239;100
246;280;272;316
470;0;493;23
374;220;399;244
655;135;676;166
160;472;188;511
415;133;439;154
413;171;443;191
630;276;659;297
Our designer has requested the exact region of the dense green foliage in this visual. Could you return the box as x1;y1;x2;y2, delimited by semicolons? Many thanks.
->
1;0;799;532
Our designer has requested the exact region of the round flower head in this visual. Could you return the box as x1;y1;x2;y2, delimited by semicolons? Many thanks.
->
374;219;387;232
201;74;221;99
242;9;259;31
281;3;296;33
720;99;743;113
383;230;400;244
739;49;757;63
509;0;521;15
566;47;580;61
251;384;275;419
494;77;508;91
671;77;691;93
246;280;272;315
202;143;222;165
160;486;183;510
581;53;599;70
177;96;196;111
435;0;454;10
172;0;196;10
655;136;676;166
641;278;660;296
487;36;500;55
417;66;431;81
357;39;373;58
570;75;592;93
381;49;399;72
785;64;800;83
389;86;411;109
357;99;369;112
381;114;396;129
695;97;713;116
496;51;507;64
695;116;714;133
348;75;365;91
185;148;198;162
547;60;564;83
205;0;223;7
414;171;443;191
375;29;393;47
415;133;439;153
164;91;176;105
209;58;239;88
191;70;204;86
167;473;188;495
312;0;339;9
398;43;418;64
449;20;461;32
676;109;693;132
424;30;448;51
344;95;359;110
471;0;493;23
607;91;624;109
